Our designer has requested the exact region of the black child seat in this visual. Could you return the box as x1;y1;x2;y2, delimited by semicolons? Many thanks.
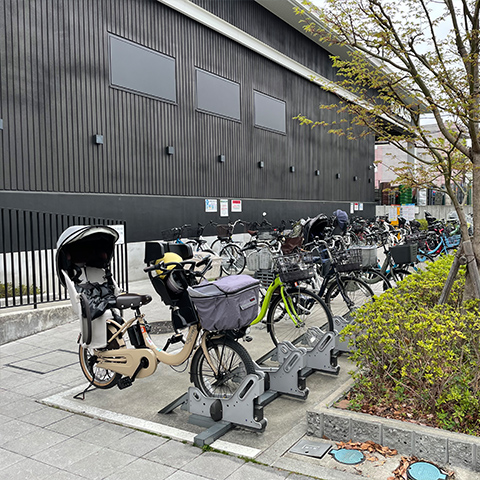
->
144;241;200;330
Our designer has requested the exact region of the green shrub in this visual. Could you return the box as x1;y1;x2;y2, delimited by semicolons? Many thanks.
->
345;255;480;435
417;218;429;231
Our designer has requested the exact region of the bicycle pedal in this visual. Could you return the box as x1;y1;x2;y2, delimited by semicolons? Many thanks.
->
117;377;133;390
244;335;253;342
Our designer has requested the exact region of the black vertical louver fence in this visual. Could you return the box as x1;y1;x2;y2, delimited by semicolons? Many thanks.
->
0;208;128;309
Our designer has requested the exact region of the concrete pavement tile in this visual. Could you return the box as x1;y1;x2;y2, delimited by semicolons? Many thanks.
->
2;427;69;456
182;450;244;480
31;350;78;367
0;387;27;406
9;377;66;397
43;364;86;384
225;463;289;480
20;406;73;427
47;471;87;480
74;419;134;447
32;437;102;468
0;341;48;357
0;457;61;480
107;430;169;456
45;413;103;436
0;447;24;471
7;358;59;373
1;396;45;418
166;471;210;480
103;457;176;480
63;446;137;479
0;418;39;446
145;440;202;468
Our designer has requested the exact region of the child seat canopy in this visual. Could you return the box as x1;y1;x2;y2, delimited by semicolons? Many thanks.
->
56;225;119;287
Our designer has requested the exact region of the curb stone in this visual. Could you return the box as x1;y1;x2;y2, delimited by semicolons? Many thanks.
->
306;378;480;472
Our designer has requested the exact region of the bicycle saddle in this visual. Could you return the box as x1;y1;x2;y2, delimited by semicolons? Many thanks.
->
115;293;152;310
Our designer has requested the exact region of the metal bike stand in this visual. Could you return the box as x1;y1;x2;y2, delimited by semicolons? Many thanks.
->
159;373;268;447
300;327;341;377
332;315;354;354
253;341;310;406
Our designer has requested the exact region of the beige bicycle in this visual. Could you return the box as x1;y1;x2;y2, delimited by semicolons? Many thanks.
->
56;226;258;398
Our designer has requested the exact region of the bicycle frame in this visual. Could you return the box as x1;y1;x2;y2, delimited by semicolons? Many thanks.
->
249;276;304;327
94;311;203;378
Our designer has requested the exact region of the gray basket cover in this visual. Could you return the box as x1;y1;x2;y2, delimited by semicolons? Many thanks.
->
188;275;259;331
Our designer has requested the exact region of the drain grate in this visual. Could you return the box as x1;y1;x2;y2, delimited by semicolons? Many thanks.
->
329;448;365;465
289;438;332;459
407;461;447;480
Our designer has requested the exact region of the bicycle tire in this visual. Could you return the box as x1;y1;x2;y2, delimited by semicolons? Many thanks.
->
386;268;411;286
78;324;122;389
210;239;226;254
219;243;246;276
355;268;392;295
190;336;256;398
324;276;374;320
267;287;334;346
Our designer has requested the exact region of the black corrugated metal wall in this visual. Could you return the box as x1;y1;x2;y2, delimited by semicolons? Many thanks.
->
0;0;375;241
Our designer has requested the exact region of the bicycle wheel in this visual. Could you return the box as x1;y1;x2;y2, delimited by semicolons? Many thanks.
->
355;268;392;296
325;276;374;320
190;336;256;398
210;239;225;254
219;243;246;275
267;287;334;346
386;268;411;287
78;324;123;389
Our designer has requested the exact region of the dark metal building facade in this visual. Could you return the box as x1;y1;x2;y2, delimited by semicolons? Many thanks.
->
0;0;375;242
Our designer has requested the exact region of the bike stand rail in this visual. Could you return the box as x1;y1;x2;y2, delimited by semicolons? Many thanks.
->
158;373;268;447
253;341;309;406
300;327;340;378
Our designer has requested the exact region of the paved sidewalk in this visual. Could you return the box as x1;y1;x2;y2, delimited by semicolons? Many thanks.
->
1;279;476;480
1;320;330;480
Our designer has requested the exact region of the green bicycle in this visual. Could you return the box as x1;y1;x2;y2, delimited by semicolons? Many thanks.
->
249;253;334;347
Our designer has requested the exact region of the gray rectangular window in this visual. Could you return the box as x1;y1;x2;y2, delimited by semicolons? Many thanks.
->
109;34;176;102
196;69;240;120
254;91;286;134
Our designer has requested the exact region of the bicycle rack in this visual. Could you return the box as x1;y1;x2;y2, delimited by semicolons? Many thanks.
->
253;341;310;406
159;372;267;447
332;315;354;354
301;327;340;376
256;328;340;377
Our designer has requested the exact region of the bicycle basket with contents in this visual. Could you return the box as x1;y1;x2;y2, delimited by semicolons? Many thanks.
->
188;275;260;332
273;253;315;283
331;248;362;272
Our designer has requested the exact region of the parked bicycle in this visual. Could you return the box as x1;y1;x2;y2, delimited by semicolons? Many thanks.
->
56;225;257;399
249;252;334;348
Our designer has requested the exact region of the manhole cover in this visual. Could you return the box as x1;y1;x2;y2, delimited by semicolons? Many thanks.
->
329;448;365;465
407;461;447;480
289;438;332;459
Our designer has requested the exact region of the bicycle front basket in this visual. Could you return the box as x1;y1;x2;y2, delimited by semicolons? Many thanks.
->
273;253;314;283
332;248;362;272
216;224;233;238
444;234;461;248
188;275;259;332
390;244;418;265
160;228;181;242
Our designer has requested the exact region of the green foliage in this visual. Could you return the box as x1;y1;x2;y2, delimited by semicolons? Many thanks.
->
0;282;40;298
345;255;480;434
417;219;428;231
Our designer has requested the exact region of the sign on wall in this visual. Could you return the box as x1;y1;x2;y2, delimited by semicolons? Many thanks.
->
231;200;242;212
205;199;218;212
220;199;229;217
